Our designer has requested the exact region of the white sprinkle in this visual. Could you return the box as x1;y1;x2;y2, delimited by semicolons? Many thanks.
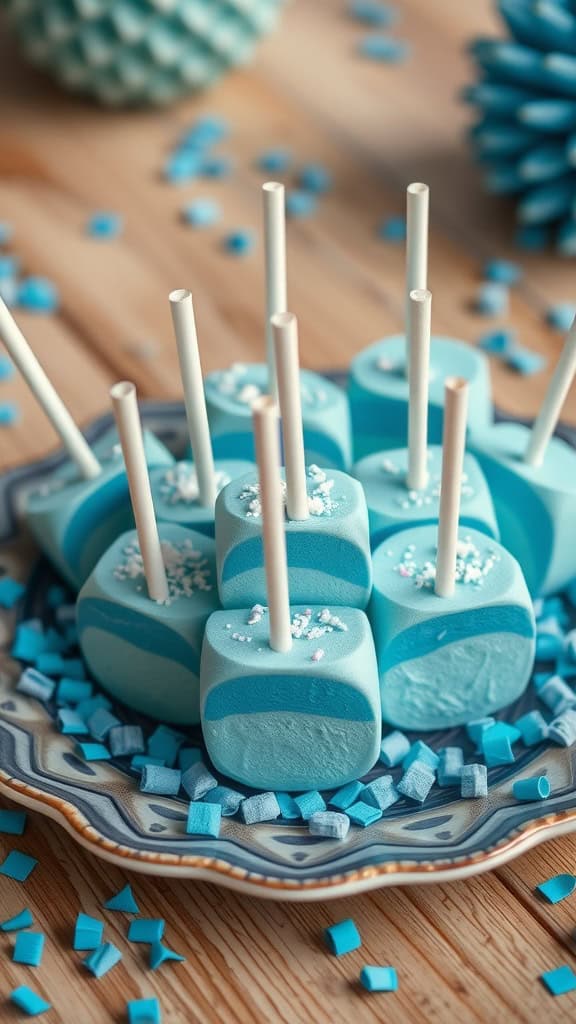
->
114;538;213;604
311;648;325;662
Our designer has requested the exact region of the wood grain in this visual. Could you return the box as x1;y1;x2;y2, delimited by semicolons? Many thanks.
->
1;1;576;1021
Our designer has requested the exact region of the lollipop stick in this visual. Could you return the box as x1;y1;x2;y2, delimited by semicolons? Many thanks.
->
525;316;576;467
0;296;101;480
110;381;169;604
169;289;217;508
263;182;287;397
407;288;431;491
435;377;469;599
252;395;292;653
405;183;429;373
272;312;309;521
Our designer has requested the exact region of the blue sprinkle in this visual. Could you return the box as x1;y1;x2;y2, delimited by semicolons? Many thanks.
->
506;347;546;376
0;277;18;306
56;678;92;705
17;277;59;314
257;148;292;173
10;986;51;1016
297;164;332;194
515;224;548;250
466;717;496;749
0;354;14;380
47;584;68;608
537;874;576;904
128;918;165;944
201;155;233;178
178;747;203;772
403;740;439;771
59;658;86;679
76;742;111;762
377;215;406;242
481;721;521;745
362;775;399;811
477;328;517;355
546;302;576;333
474;281;509;316
207;785;244;817
515;710;548;746
437;747;465;788
536;629;564;660
324;918;361;956
0;809;27;835
35;652;64;676
87;707;121;741
397;760;435;803
16;668;55;702
164;150;201;183
181;115;229;149
131;755;165;772
379;730;410;767
360;965;398;992
275;792;301;820
1;908;33;932
147;724;186;767
294;790;326;821
87;211;123;240
483;259;522;286
349;0;397;26
42;627;67;655
76;694;112;721
513;775;551;802
83;942;122;978
240;792;280;824
0;575;25;608
0;254;19;278
11;621;45;662
57;708;88;735
54;602;76;626
181;761;218;801
460;763;488;798
104;884;140;914
186;801;221;837
482;732;515;767
358;34;409;62
309;811;350;840
347;801;383;827
0;402;19;425
108;724;145;758
182;199;221;228
0;221;13;245
149;940;185;970
0;850;38;882
140;765;182;796
128;996;162;1024
329;780;365;810
285;191;318;219
223;229;255;256
548;708;576;746
13;931;45;967
540;966;576;996
538;675;575;714
74;912;104;950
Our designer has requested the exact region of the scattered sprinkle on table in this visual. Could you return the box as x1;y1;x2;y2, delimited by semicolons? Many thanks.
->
1;908;33;932
104;884;140;914
74;912;104;951
0;575;24;608
329;780;365;810
285;191;318;219
128;996;162;1024
0;850;38;882
0;401;19;425
240;792;280;824
360;965;398;992
182;199;221;228
0;808;27;835
182;761;217;801
506;348;547;376
0;353;14;379
358;34;409;62
222;229;254;256
83;942;122;978
349;0;397;25
10;985;51;1016
297;163;332;194
149;940;186;970
546;303;576;333
128;918;165;944
380;730;410;767
76;741;111;762
87;212;123;240
347;801;382;827
13;931;45;967
294;790;326;820
540;965;576;996
474;281;509;317
377;216;406;242
483;259;522;286
17;276;59;314
324;918;361;956
257;148;292;173
536;874;576;904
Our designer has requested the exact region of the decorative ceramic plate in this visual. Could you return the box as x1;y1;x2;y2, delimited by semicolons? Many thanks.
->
0;398;575;903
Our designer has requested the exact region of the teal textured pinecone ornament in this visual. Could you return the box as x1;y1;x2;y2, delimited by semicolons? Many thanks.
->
1;0;283;106
464;0;576;255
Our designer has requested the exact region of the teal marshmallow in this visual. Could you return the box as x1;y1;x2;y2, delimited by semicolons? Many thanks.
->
10;986;51;1016
537;874;576;904
329;781;365;811
0;850;37;882
294;791;326;821
548;709;576;746
0;809;27;835
57;708;88;735
506;348;546;376
76;694;112;721
481;721;521;745
514;710;548;746
460;763;488;798
347;801;382;827
324;918;361;956
437;747;464;787
241;792;280;824
1;908;33;932
379;730;410;767
128;996;162;1024
42;627;67;654
11;621;46;662
309;811;350;840
537;675;575;713
397;761;435;803
35;652;64;676
73;912;104;950
536;631;564;660
47;584;68;608
0;575;25;607
104;885;140;914
109;725;145;758
403;741;439;771
183;199;221;228
207;786;244;816
360;965;398;992
149;940;185;970
83;942;122;978
481;732;515;766
181;761;218;801
186;801;221;837
513;775;551;801
17;668;55;702
164;150;202;183
540;966;576;996
56;678;93;705
478;329;517;355
147;724;186;768
13;931;45;967
128;918;165;944
140;765;181;796
362;776;399;811
275;792;301;820
76;742;111;762
131;755;165;772
466;717;495;748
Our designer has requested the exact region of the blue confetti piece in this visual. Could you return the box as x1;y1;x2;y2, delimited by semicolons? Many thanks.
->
11;621;46;662
349;0;397;26
0;575;25;608
377;216;406;242
358;34;409;63
149;940;185;970
460;763;488;798
541;965;576;996
0;221;13;245
180;115;229;149
483;258;522;285
87;212;123;240
329;780;365;811
474;281;509;316
182;199;221;228
181;761;217;801
482;732;515;767
16;668;55;702
294;790;326;820
0;809;27;835
74;912;104;950
514;710;548;746
128;996;162;1024
13;931;45;967
128;918;165;944
57;708;89;736
222;229;255;256
35;652;64;677
537;873;576;904
360;965;398;992
86;707;121;741
76;694;112;722
257;148;292;173
297;163;332;194
546;302;576;333
10;986;51;1016
56;674;94;704
0;401;20;425
104;883;140;914
164;150;202;184
506;347;547;375
347;801;383;827
76;742;111;762
131;755;165;772
0;354;14;379
140;765;181;796
466;717;496;748
477;328;517;355
515;224;549;250
186;801;222;837
275;792;301;819
0;850;38;882
17;277;59;314
201;155;233;178
0;908;34;932
362;775;399;810
324;918;361;956
83;942;122;978
285;191;318;219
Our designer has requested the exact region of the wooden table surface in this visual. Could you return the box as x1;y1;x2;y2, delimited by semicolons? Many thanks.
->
0;1;575;1021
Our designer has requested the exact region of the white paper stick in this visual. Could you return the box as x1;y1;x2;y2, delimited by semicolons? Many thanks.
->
169;289;217;508
405;183;429;373
435;377;469;599
110;381;169;604
263;182;287;397
272;312;309;521
407;288;431;491
525;316;576;467
252;395;292;653
0;296;101;480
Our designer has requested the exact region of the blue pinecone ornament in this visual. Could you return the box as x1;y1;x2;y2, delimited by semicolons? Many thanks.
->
1;0;283;107
464;0;576;255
